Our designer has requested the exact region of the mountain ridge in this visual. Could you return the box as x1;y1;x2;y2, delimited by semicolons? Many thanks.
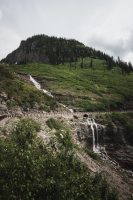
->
0;35;117;65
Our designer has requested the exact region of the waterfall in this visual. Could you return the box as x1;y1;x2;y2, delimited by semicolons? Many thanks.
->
42;89;54;98
93;119;100;152
59;103;73;113
29;75;73;112
86;117;121;168
91;123;96;152
29;75;53;97
87;117;100;153
29;75;41;90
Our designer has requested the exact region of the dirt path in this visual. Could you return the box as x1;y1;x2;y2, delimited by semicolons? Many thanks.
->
0;110;133;123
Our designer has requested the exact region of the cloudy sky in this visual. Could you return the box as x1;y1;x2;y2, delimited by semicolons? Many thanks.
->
0;0;133;62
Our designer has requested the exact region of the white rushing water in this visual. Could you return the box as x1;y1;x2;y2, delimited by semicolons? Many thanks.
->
91;123;96;152
29;75;54;97
86;117;125;171
29;75;73;112
93;119;100;152
59;103;73;113
29;75;41;90
87;118;100;153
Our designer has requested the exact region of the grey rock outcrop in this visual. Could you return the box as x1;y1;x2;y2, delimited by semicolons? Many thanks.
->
1;40;49;65
0;92;8;114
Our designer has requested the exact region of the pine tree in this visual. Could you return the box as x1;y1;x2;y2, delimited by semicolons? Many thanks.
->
90;59;93;68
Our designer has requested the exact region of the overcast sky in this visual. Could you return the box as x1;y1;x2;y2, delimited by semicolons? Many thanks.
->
0;0;133;63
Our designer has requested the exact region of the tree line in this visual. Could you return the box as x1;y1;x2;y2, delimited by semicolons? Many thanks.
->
28;35;133;74
2;34;133;74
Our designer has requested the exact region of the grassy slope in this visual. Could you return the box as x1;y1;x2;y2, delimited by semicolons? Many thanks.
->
0;65;57;111
10;57;133;111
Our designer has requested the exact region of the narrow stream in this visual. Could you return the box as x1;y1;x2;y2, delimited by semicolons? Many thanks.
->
29;75;73;112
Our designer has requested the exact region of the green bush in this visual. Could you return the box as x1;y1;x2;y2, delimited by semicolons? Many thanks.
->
12;118;40;148
46;118;63;130
0;119;118;200
84;147;101;161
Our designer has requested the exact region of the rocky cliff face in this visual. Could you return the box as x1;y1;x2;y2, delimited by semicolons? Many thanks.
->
105;121;133;171
0;92;8;114
1;40;49;64
77;114;133;171
1;34;85;65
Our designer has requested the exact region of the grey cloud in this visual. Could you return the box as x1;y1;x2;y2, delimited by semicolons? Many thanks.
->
87;35;125;57
127;34;133;52
87;32;133;62
0;0;133;63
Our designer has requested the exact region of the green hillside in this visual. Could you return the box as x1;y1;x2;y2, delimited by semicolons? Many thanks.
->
0;65;57;111
11;57;133;111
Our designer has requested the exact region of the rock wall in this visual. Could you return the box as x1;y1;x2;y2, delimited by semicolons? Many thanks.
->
1;40;49;64
76;116;133;171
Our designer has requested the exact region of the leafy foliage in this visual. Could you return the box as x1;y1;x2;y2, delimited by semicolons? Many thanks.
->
12;118;40;148
84;147;101;161
46;118;74;151
46;118;63;130
0;119;118;200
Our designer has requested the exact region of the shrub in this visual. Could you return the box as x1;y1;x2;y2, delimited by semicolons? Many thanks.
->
12;118;40;148
0;118;118;200
46;118;63;130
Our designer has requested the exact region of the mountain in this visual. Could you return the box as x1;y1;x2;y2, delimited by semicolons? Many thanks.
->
0;34;133;200
1;34;115;66
1;35;86;64
2;34;133;75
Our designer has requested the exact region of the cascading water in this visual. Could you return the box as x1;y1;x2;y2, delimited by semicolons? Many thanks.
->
29;75;73;112
87;117;100;153
79;117;121;169
29;75;54;97
29;75;41;90
93;119;100;152
86;117;119;167
91;123;96;152
60;103;73;113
